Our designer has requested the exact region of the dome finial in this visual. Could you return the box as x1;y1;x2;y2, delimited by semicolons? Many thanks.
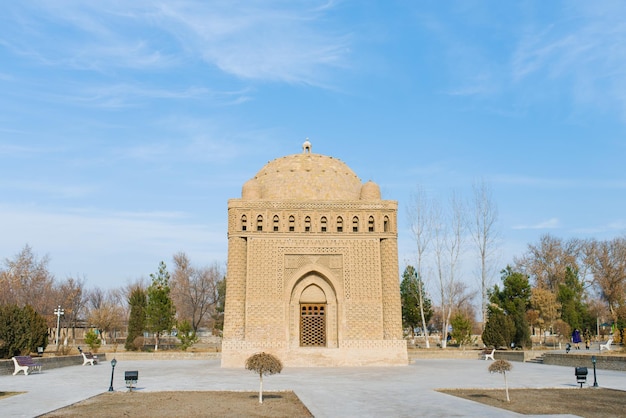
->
302;138;312;154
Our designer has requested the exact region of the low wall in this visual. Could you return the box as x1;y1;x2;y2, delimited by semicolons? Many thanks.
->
408;349;542;362
1;355;83;376
493;350;546;362
100;352;221;361
1;352;221;376
542;352;626;371
408;349;483;360
409;349;625;372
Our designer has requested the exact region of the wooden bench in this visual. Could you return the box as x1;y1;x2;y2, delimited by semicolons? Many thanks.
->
480;348;495;360
81;351;98;366
12;356;42;375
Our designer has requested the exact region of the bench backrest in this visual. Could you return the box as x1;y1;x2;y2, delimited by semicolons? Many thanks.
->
14;356;36;365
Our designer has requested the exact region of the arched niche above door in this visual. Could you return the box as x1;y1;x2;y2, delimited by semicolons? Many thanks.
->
300;284;326;303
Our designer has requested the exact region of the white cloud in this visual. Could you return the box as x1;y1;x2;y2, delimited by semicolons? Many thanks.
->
4;1;351;86
510;2;626;117
0;204;227;288
512;217;560;230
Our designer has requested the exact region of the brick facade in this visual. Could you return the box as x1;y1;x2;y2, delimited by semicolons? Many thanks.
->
221;141;408;367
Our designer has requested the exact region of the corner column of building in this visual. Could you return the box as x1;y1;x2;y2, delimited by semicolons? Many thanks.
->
380;238;403;339
223;236;247;340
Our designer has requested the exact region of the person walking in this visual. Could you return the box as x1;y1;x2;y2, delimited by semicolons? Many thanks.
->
572;328;582;350
583;328;591;350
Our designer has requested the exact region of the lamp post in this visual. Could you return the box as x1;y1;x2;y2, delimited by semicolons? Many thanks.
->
591;355;599;387
108;358;117;392
53;305;64;348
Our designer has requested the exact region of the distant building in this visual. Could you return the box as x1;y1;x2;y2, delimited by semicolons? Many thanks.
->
221;140;407;367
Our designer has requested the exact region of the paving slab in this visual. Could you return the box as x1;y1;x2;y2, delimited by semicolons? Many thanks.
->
2;358;624;417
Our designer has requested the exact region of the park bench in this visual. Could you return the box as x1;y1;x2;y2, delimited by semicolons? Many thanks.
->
12;356;42;375
480;348;495;360
599;337;613;351
81;351;98;366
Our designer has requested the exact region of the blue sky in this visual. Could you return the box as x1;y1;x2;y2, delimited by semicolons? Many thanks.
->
1;1;625;293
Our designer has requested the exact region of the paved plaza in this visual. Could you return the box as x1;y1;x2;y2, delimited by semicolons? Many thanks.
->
2;358;625;417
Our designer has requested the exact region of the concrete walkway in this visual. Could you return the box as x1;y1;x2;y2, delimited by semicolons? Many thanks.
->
2;358;625;417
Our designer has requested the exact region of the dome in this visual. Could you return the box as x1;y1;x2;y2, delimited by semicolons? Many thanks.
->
242;141;365;200
360;180;381;200
241;178;261;200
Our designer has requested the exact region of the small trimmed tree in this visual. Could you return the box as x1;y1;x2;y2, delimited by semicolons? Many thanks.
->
245;352;283;404
489;359;512;402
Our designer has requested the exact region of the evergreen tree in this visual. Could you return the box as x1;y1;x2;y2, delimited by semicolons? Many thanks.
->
0;304;48;358
125;286;147;351
482;304;514;348
450;312;473;347
557;266;590;331
400;265;433;337
484;266;531;348
146;261;176;351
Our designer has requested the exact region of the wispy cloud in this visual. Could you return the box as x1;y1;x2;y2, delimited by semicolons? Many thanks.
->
512;217;560;230
0;179;95;199
510;2;626;117
3;1;351;86
0;204;227;286
58;84;251;109
493;174;626;190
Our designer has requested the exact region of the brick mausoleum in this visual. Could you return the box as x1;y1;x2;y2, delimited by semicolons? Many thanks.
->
221;140;407;367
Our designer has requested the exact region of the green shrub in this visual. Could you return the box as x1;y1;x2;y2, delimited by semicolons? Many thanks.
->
176;320;198;351
84;329;101;352
0;305;48;358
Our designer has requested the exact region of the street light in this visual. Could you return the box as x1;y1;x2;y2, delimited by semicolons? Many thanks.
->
591;355;599;387
108;358;117;392
53;305;64;348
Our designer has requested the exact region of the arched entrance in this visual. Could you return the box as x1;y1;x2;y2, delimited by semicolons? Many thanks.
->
289;272;338;349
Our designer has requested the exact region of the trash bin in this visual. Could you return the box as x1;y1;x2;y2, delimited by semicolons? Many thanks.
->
575;367;588;388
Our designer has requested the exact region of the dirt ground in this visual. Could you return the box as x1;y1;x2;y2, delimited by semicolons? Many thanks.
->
36;387;626;417
439;387;626;417
39;391;313;418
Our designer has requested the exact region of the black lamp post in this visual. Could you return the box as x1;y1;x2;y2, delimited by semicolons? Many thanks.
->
108;358;117;392
591;355;599;387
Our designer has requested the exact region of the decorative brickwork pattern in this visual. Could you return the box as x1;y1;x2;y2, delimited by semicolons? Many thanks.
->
222;144;407;367
347;239;381;301
381;238;403;339
223;237;247;340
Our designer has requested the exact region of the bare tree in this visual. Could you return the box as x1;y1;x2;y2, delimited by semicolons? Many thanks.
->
171;252;223;332
86;287;125;345
2;245;56;315
407;186;434;348
585;237;626;326
433;192;466;348
530;287;561;343
470;180;499;330
55;276;86;345
515;235;585;291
